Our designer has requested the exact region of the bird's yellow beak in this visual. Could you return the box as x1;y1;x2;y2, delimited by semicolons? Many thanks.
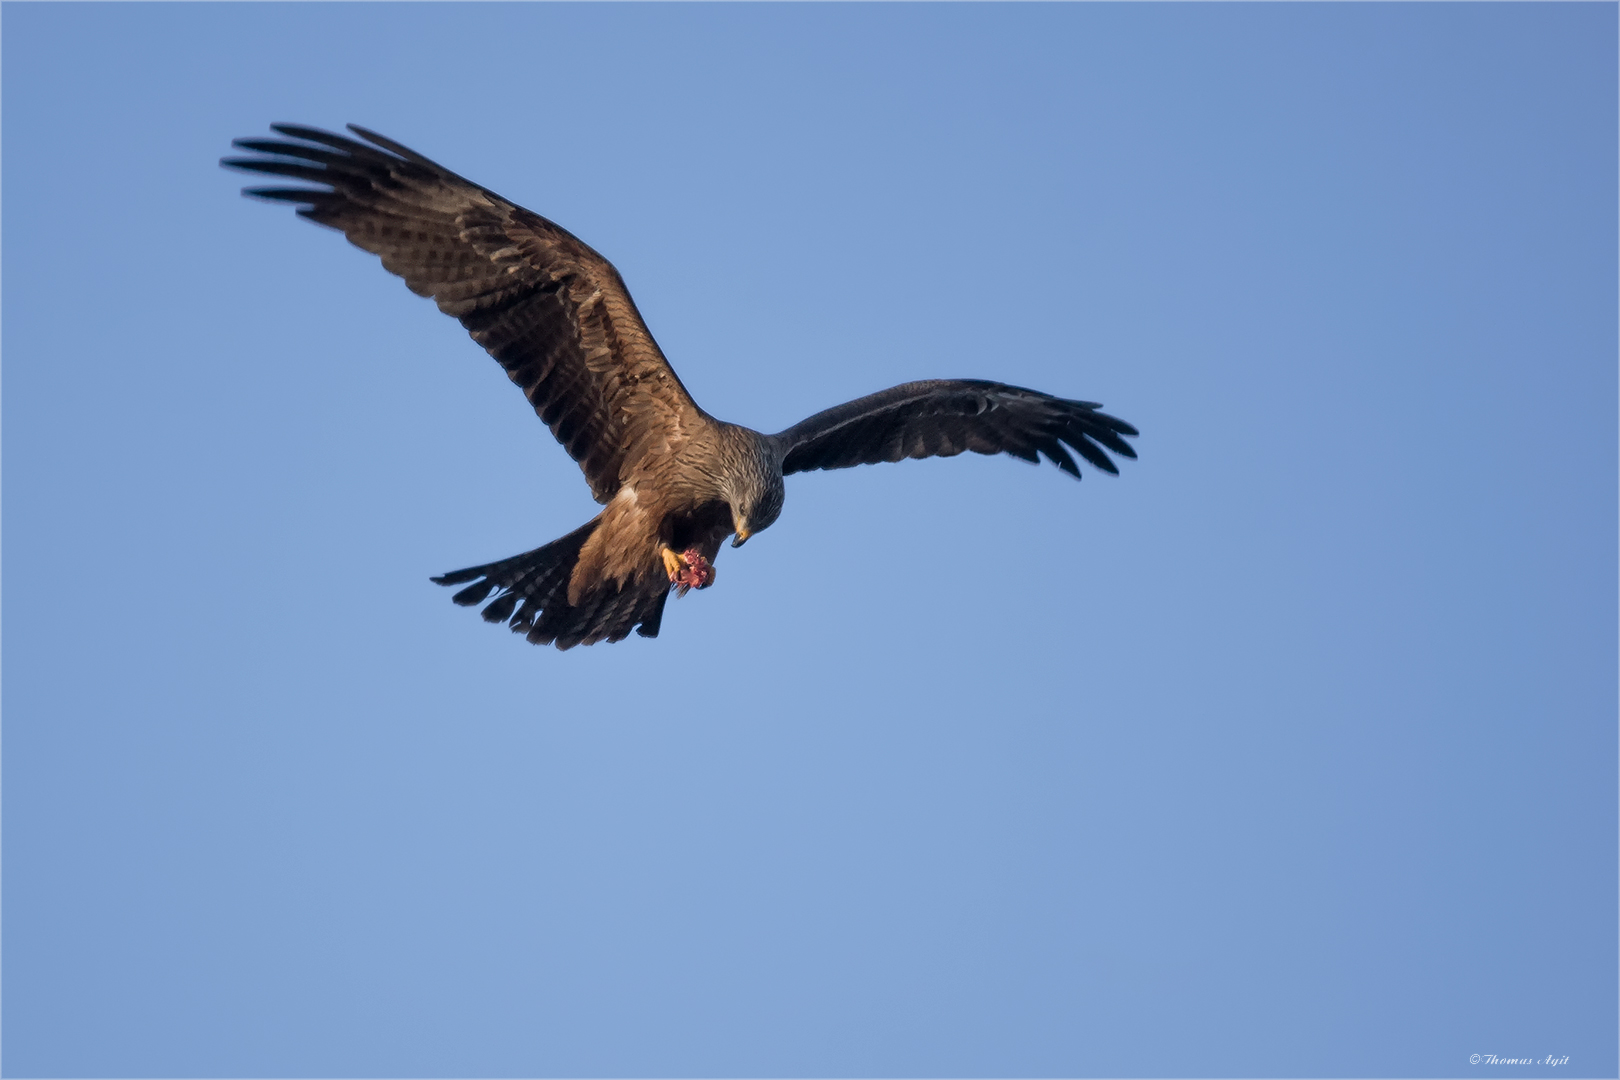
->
732;524;751;548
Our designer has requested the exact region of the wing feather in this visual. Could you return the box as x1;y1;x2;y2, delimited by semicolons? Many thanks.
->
224;123;710;503
776;379;1137;479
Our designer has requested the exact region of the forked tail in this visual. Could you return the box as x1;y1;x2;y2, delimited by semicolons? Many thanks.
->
431;516;670;649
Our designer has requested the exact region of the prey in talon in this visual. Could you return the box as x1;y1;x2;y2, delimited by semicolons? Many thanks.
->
663;546;716;595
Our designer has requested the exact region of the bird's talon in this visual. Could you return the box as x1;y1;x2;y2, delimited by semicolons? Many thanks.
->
665;546;714;593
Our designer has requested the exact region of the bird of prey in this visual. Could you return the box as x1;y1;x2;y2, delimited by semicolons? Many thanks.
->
224;124;1139;650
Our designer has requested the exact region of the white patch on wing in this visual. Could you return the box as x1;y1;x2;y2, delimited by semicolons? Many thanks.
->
614;485;639;507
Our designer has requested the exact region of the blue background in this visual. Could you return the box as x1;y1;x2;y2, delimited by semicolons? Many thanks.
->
4;4;1615;1077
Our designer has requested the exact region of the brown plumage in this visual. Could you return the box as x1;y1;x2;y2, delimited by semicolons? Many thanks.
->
224;124;1139;649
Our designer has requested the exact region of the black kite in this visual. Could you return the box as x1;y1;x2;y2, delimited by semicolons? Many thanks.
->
224;125;1139;649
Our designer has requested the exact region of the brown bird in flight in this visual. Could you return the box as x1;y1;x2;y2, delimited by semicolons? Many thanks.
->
224;124;1139;649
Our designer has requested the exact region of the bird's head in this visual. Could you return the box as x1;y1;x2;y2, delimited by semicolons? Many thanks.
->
728;472;783;547
723;430;785;548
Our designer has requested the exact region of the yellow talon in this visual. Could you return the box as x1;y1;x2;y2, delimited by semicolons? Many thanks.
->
660;546;686;580
662;545;716;593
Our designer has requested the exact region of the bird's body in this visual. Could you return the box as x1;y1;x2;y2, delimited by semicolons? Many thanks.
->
569;420;778;606
225;124;1138;649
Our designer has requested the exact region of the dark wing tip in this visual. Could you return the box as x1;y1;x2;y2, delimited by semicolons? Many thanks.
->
1073;421;1137;463
224;124;395;212
1070;404;1139;467
237;187;325;206
233;123;413;170
1099;412;1139;439
481;592;520;624
1041;441;1083;478
1067;432;1121;475
450;581;497;607
267;122;366;151
345;123;438;166
270;121;329;139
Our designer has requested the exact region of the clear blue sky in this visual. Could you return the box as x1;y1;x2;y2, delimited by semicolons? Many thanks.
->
3;4;1614;1077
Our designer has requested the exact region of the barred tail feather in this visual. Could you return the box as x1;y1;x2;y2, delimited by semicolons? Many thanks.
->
431;516;669;649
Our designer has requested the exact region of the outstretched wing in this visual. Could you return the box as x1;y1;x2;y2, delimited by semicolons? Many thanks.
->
775;379;1138;478
223;124;710;503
